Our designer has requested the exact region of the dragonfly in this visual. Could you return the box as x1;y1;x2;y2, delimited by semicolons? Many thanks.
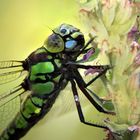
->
0;24;114;140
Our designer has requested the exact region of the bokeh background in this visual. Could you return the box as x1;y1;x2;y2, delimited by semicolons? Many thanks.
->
0;0;107;140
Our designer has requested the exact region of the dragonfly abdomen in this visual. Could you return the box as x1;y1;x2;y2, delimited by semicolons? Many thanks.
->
1;90;61;140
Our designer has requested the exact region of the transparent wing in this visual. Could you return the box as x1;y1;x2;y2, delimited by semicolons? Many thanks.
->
0;86;29;134
0;60;23;69
0;60;28;134
0;85;26;108
0;60;28;107
0;95;20;133
0;60;25;85
44;83;89;121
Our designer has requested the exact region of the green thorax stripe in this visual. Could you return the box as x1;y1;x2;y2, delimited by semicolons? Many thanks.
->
31;62;54;74
32;82;55;95
29;62;54;81
28;48;63;96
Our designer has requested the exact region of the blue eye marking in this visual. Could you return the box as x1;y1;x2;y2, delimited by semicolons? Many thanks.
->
65;40;77;49
60;28;67;34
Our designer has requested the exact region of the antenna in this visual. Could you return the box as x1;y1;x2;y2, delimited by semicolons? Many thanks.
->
45;25;54;32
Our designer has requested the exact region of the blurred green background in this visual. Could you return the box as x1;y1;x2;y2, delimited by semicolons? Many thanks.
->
0;0;106;140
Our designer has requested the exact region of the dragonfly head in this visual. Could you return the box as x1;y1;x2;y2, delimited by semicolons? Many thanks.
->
43;24;85;54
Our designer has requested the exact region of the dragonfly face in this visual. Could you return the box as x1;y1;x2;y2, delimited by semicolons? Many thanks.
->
44;24;85;53
0;23;114;140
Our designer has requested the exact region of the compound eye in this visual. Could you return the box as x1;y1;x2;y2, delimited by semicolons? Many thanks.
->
44;34;64;53
60;27;70;35
60;28;67;34
65;40;77;49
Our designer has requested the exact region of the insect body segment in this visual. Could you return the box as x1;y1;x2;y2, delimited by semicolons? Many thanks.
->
0;23;114;140
27;48;62;96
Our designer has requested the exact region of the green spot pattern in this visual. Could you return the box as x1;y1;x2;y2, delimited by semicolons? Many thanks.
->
31;62;54;75
22;99;41;119
53;75;61;83
31;97;44;107
54;59;61;68
47;55;52;59
32;82;54;95
15;114;28;129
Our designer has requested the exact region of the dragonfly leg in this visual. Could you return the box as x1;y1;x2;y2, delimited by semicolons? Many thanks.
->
76;37;96;57
72;69;115;115
80;65;110;88
71;65;110;88
70;79;108;129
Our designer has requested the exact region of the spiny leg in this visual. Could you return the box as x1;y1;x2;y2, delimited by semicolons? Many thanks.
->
67;62;114;111
72;69;115;115
69;64;111;88
80;65;110;87
73;65;114;111
70;79;108;129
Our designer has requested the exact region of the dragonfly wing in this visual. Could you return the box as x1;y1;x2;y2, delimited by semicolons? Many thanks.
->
0;60;29;134
0;60;27;85
0;60;23;69
0;95;20;134
0;85;29;134
0;85;26;107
